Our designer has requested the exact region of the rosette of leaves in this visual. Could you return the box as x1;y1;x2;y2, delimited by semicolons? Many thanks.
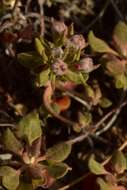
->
18;20;99;88
88;21;127;90
0;110;72;190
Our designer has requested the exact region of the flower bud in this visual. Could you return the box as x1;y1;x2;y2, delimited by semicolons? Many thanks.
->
51;19;68;36
52;58;68;76
69;34;86;50
51;47;63;58
76;57;94;73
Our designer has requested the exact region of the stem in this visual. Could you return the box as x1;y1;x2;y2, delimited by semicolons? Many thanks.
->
66;100;127;145
64;91;91;110
91;134;111;145
26;12;40;18
58;173;90;190
119;140;127;151
67;132;89;144
25;0;32;14
38;0;44;15
38;0;45;35
12;0;20;15
95;92;127;135
0;123;16;128
84;0;110;32
94;108;115;129
110;0;124;21
95;108;120;136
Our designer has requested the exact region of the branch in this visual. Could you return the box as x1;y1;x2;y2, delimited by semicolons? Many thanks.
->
65;100;127;145
95;108;120;136
83;0;110;32
64;91;91;110
110;0;124;21
95;100;127;136
0;123;16;128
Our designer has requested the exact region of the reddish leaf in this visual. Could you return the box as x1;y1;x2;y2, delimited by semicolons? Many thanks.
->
54;96;71;112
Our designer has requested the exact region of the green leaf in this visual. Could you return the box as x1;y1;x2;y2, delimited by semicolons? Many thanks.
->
0;166;19;190
88;155;108;175
17;110;42;145
114;21;127;44
79;72;89;86
35;38;44;55
18;52;43;69
97;178;125;190
73;123;82;133
88;31;118;55
65;70;81;83
115;74;127;90
17;182;33;190
3;128;23;155
36;69;50;87
32;179;44;190
85;84;95;98
97;178;126;190
113;21;127;57
66;70;88;84
79;112;92;126
2;173;19;190
35;38;48;63
0;154;12;160
47;163;71;179
46;142;72;163
97;178;113;190
106;59;125;75
111;151;127;174
51;103;61;114
0;166;15;176
99;97;112;108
